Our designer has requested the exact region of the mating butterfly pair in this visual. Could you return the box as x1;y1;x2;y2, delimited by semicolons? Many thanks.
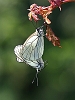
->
14;26;45;86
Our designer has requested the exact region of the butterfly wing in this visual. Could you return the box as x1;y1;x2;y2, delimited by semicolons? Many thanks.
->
14;45;23;62
21;29;44;61
14;35;44;61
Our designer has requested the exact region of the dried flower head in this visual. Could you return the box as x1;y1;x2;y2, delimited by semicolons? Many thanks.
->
28;4;52;24
28;0;75;23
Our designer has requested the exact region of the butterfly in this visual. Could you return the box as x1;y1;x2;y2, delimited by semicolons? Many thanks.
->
14;26;44;71
14;26;44;61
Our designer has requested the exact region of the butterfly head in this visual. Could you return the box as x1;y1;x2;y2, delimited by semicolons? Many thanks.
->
37;58;44;72
36;26;44;36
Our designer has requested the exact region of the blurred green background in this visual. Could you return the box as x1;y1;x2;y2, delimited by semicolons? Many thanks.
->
0;0;75;100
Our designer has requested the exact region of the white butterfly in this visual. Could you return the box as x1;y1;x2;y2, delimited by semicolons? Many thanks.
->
14;26;44;71
14;26;44;61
